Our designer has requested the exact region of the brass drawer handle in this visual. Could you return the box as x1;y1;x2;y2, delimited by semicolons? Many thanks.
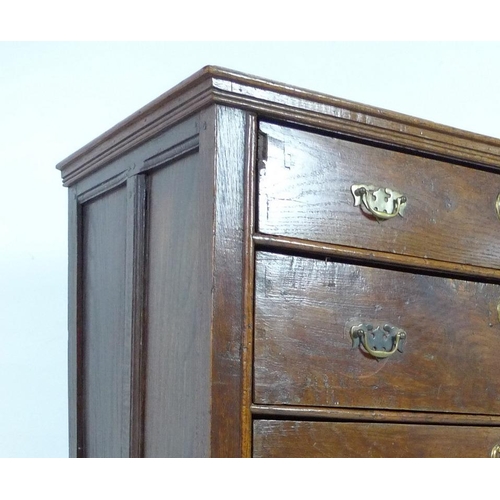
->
351;184;407;221
491;444;500;458
350;323;407;360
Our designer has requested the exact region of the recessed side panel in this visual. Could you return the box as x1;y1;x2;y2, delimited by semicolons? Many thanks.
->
81;186;127;457
143;149;212;458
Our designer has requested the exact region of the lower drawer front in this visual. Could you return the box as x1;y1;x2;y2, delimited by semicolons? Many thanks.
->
253;420;500;458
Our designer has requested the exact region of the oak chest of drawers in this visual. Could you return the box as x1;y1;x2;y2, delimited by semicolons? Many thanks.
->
57;66;500;457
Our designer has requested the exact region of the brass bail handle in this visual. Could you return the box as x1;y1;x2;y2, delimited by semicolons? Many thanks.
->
350;323;407;360
351;184;407;221
491;444;500;458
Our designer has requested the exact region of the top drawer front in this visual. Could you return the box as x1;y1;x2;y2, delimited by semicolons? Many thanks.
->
258;122;500;270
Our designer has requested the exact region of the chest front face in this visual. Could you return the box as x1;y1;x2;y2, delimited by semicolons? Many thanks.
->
251;119;500;458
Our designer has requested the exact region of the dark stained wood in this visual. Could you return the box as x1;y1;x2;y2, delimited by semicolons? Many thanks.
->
209;106;248;457
143;148;212;458
210;70;500;169
258;121;500;270
125;175;148;457
59;68;500;458
253;420;500;458
81;187;128;457
67;188;81;458
241;113;258;457
73;114;200;198
140;134;199;173
254;251;500;415
57;77;213;187
254;233;500;282
77;171;128;204
251;405;500;427
57;66;500;188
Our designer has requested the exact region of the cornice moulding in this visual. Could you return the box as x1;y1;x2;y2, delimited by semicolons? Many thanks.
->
57;66;500;187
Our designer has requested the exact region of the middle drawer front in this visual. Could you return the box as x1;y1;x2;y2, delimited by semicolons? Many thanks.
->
254;251;500;415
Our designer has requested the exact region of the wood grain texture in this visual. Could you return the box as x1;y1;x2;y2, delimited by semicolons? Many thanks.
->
143;150;212;457
125;175;148;457
57;66;500;188
251;404;500;426
73;114;200;198
210;72;500;167
60;69;500;459
241;113;258;457
209;106;248;457
81;187;128;457
67;188;81;458
253;420;500;458
57;78;211;186
254;252;500;415
254;233;500;282
258;121;500;270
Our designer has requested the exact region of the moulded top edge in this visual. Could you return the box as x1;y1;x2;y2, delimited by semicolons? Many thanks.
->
56;66;216;172
186;66;500;149
56;65;500;185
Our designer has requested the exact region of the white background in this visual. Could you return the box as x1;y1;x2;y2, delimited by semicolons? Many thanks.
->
1;14;500;464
